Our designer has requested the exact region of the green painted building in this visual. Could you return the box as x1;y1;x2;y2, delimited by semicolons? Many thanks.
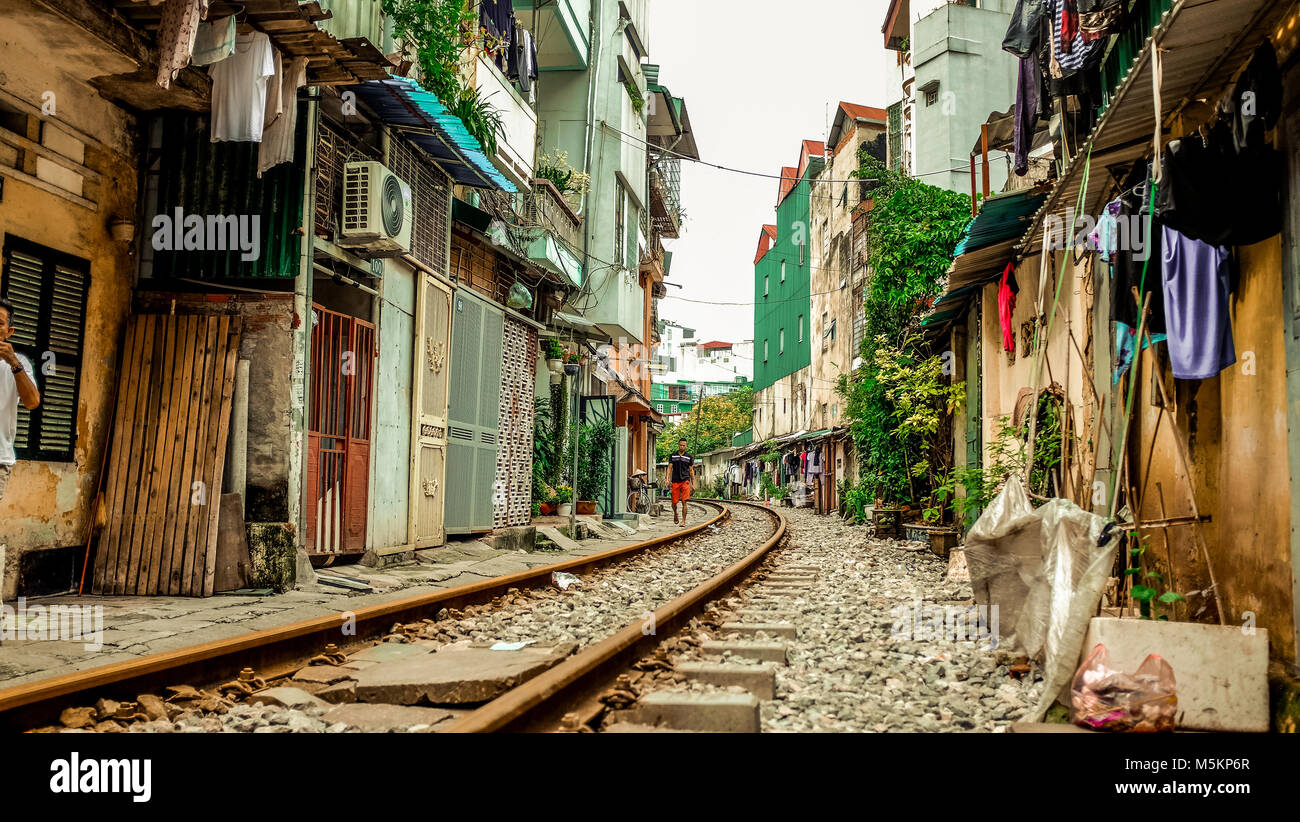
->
753;148;822;392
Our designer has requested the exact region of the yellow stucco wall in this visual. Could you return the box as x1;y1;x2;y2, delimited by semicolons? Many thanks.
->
0;58;138;597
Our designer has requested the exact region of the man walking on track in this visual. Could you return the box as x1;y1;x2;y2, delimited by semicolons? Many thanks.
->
669;438;694;527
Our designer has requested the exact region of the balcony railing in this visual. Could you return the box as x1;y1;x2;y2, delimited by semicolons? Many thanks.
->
519;178;583;252
648;155;682;238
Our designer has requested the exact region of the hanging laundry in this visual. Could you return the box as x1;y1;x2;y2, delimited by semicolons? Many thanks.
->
1111;164;1166;335
192;14;235;66
999;262;1019;354
1044;0;1105;76
262;46;284;132
156;0;210;90
1003;0;1048;58
1157;126;1282;247
1078;0;1125;39
1229;40;1282;154
1059;0;1079;53
1014;56;1041;176
1160;226;1235;380
209;30;277;143
258;56;309;176
1111;164;1167;385
1092;199;1122;262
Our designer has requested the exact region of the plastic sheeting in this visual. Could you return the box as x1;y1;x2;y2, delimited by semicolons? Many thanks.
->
964;477;1119;720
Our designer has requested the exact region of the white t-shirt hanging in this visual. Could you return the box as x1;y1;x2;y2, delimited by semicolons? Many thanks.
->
209;30;276;142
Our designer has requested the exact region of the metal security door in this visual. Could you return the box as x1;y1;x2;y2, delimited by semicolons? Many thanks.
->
581;395;616;516
307;306;375;556
410;273;453;546
446;288;504;533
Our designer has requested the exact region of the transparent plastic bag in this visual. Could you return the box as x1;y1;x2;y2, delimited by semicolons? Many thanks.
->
1070;643;1178;732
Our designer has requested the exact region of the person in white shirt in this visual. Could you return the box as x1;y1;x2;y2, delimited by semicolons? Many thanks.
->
0;297;41;501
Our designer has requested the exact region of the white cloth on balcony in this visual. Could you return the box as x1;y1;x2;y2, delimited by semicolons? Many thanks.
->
258;56;309;175
209;31;276;143
155;0;210;90
192;14;235;66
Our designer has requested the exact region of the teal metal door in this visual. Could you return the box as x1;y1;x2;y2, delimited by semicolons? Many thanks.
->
446;288;504;533
581;395;616;516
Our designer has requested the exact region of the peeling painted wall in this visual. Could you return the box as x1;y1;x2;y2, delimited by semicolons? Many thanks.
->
0;35;139;598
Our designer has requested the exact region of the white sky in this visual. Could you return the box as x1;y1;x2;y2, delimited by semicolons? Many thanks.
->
647;0;893;344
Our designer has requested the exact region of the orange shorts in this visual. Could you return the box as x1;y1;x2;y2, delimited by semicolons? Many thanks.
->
671;481;692;505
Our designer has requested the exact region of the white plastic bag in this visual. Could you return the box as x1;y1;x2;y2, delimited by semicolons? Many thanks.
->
964;477;1119;720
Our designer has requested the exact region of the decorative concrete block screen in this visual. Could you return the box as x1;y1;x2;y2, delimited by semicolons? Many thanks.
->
494;317;538;528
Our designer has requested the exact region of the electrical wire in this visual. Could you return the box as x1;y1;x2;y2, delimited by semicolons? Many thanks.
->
599;121;1005;184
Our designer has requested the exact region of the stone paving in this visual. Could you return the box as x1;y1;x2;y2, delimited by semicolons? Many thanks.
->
0;503;714;689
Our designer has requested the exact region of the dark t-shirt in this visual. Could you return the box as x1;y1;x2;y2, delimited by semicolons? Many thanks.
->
670;453;694;484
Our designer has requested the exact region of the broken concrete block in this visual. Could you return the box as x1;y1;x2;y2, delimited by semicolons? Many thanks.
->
348;643;433;664
293;665;357;685
536;526;583;553
136;694;168;722
719;622;798;639
246;523;297;592
701;641;789;664
628;692;761;732
315;679;358;704
59;706;97;729
488;526;536;553
675;662;778;700
322;703;454;732
247;687;328;711
353;644;575;706
1082;617;1269;732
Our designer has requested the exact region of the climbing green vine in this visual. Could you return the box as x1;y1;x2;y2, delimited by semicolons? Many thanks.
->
837;148;972;507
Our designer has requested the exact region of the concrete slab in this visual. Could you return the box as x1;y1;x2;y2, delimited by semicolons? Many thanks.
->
292;665;357;685
733;610;799;622
1007;722;1095;733
247;687;329;711
322;703;453;731
487;527;536;553
536;526;584;553
719;622;798;639
701;641;789;664
353;644;576;706
348;643;433;664
676;662;778;699
1082;617;1270;732
629;691;761;732
603;722;693;733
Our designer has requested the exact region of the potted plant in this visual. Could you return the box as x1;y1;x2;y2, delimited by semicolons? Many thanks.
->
543;338;565;375
576;419;614;515
554;485;573;517
563;349;583;377
776;484;793;507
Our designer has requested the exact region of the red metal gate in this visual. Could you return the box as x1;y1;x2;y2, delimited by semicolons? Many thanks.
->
307;306;375;556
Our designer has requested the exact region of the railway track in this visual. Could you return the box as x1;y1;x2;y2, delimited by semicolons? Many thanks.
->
0;501;744;732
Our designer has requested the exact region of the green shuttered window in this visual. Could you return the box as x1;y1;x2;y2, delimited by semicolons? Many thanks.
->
1;237;89;462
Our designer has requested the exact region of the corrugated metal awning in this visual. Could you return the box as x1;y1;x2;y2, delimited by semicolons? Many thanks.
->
350;77;518;192
1015;0;1288;257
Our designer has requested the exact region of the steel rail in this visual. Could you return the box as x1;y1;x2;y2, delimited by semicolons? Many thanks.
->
444;500;788;733
0;503;729;731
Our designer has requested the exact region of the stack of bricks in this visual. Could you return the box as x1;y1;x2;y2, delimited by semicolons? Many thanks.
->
493;318;539;528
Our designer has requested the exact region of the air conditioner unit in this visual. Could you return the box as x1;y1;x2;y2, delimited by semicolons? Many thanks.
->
340;161;413;256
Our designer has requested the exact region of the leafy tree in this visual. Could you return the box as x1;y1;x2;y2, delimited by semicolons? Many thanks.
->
382;0;504;156
657;386;754;461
